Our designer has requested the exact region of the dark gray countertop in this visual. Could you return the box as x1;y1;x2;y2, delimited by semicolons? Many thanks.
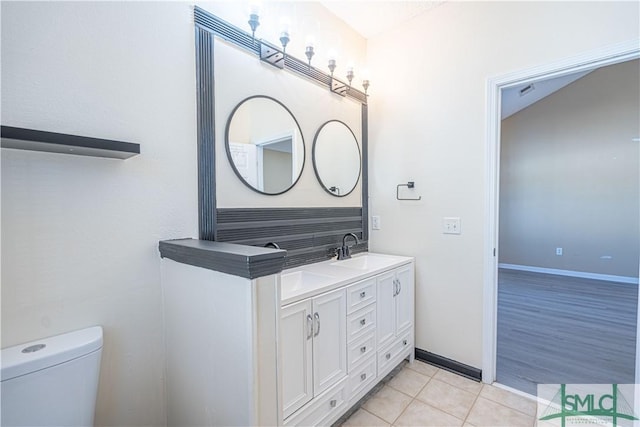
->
159;238;286;279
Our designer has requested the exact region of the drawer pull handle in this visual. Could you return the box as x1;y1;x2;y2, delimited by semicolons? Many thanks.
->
386;353;391;360
330;399;337;408
403;339;408;346
360;319;366;326
360;346;367;353
360;373;367;381
360;291;366;298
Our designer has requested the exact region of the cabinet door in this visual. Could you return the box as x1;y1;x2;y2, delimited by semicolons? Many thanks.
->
376;271;396;350
312;289;347;396
281;299;313;418
395;264;414;335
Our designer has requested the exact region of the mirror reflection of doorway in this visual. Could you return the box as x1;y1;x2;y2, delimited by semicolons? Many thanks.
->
228;132;297;194
495;59;640;395
226;95;305;195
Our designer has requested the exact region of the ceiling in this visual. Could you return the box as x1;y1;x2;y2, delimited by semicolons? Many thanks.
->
501;71;593;119
319;1;444;39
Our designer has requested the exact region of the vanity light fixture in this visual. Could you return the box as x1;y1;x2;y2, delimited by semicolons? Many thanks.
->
247;1;261;42
212;4;368;102
362;79;370;95
305;36;315;68
327;50;337;76
248;14;260;41
346;66;354;87
328;59;337;76
327;52;349;96
305;45;315;67
279;18;291;56
280;30;290;55
362;68;370;95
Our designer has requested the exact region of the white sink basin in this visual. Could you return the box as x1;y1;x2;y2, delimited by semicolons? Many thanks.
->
281;271;336;291
330;254;395;271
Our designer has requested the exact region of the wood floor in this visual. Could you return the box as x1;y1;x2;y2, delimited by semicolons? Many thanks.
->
496;269;637;396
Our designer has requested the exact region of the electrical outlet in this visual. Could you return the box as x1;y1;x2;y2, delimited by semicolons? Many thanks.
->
556;247;563;256
372;215;381;230
443;217;461;234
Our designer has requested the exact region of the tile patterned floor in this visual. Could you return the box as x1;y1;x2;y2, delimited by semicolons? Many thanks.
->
340;361;536;427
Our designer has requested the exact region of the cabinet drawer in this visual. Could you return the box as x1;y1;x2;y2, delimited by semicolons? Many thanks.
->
347;356;377;401
284;377;348;427
346;278;376;314
348;332;377;372
377;331;412;377
347;304;376;342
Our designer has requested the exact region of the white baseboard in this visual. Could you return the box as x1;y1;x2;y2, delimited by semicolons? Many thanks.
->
498;263;639;285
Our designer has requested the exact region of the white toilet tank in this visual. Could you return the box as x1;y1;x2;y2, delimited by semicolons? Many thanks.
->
1;326;103;427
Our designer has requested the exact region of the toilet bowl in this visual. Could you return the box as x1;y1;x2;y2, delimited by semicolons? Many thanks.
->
1;326;103;426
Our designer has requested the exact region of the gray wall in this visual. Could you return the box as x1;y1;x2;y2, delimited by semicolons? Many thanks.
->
499;59;639;278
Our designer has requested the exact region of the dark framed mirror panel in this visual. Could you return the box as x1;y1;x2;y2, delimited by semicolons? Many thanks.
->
194;6;369;268
225;95;306;196
313;120;361;197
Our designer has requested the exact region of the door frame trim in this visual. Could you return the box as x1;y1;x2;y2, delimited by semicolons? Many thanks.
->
482;39;640;385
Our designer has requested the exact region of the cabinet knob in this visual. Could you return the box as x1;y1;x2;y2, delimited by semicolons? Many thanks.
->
360;291;366;298
386;353;391;360
403;339;408;346
360;373;367;381
360;346;367;353
360;318;366;326
330;399;337;408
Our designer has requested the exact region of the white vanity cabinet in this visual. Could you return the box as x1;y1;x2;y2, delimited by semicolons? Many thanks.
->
159;240;414;427
281;255;415;427
376;264;415;377
281;288;347;420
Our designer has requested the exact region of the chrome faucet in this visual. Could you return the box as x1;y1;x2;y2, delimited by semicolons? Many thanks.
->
337;233;358;260
264;242;280;250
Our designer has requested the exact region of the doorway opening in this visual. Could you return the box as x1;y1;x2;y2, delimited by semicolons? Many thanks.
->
482;40;640;393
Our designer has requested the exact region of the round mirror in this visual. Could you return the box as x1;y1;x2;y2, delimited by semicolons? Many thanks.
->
312;120;361;197
225;96;305;195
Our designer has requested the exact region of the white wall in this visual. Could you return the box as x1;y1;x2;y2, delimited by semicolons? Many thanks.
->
1;1;366;426
2;2;198;425
2;2;197;425
367;1;640;369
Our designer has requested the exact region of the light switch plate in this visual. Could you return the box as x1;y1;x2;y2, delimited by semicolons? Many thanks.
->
443;217;461;234
372;215;381;230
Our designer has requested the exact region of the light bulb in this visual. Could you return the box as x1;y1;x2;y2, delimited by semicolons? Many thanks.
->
248;0;262;15
305;35;316;48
